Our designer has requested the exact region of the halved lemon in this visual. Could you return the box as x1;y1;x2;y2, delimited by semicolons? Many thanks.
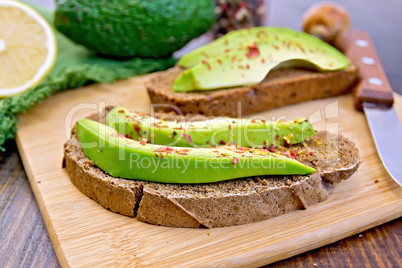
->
0;0;57;97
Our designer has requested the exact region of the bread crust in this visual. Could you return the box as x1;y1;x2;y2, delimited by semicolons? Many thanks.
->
63;111;360;227
64;132;145;217
137;173;331;228
146;66;357;117
136;132;360;228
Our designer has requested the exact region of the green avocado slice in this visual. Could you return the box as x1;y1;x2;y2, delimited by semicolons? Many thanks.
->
174;27;350;92
106;107;315;148
76;118;315;183
179;27;291;68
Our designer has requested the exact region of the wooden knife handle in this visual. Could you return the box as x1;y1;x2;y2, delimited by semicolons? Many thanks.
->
334;29;394;110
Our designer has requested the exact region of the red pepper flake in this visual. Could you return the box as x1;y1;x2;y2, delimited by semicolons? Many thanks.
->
202;60;211;70
310;151;314;156
261;58;266;63
246;64;250;69
245;42;260;59
228;125;232;130
134;123;140;132
268;145;275;153
118;109;125;113
232;157;239;165
182;133;192;143
231;56;237;62
296;43;305;52
155;146;167;152
155;153;158;157
220;140;226;145
257;30;266;37
290;151;297;158
139;139;147;145
274;45;280;50
225;48;231;53
251;119;256;123
217;59;223;65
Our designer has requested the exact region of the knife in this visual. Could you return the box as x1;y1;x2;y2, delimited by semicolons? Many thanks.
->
334;29;402;185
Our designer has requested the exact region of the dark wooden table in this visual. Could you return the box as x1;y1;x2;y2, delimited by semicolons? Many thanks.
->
1;0;401;267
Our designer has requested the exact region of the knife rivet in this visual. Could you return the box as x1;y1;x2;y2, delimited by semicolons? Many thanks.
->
368;77;383;86
356;39;369;47
362;57;376;65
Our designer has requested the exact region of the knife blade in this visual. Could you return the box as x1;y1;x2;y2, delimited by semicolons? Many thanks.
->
335;29;402;185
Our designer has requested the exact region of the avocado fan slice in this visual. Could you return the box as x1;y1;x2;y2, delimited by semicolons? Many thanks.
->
174;27;350;92
76;118;316;184
106;107;315;148
179;27;294;68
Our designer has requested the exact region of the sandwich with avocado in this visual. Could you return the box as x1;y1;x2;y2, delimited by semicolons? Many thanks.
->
63;106;360;228
63;27;360;228
146;27;357;117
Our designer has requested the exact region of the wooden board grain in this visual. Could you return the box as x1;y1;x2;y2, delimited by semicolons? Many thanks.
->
15;74;402;268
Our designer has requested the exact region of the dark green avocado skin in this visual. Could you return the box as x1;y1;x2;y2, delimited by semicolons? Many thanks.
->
54;0;215;57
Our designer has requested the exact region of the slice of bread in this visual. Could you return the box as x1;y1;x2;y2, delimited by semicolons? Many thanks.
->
146;66;357;117
63;110;360;228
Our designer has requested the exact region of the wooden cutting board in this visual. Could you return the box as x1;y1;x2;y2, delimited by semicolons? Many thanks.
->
16;74;402;267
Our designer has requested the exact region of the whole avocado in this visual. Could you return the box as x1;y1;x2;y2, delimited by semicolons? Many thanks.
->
54;0;215;57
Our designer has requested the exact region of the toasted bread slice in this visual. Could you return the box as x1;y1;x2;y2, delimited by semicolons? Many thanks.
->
146;66;357;117
63;110;360;228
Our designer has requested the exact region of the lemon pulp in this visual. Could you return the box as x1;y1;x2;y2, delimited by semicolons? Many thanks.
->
0;0;56;97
